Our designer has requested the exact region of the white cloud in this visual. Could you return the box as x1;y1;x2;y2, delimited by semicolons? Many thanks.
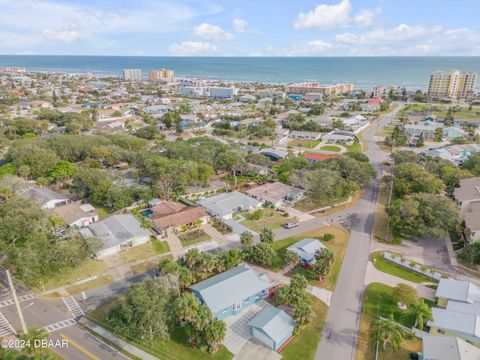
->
42;28;83;43
335;24;480;55
233;19;248;32
294;0;352;29
193;23;233;40
354;10;375;27
254;40;333;56
169;41;217;55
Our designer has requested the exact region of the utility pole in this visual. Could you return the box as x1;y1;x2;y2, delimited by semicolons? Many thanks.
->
6;269;27;334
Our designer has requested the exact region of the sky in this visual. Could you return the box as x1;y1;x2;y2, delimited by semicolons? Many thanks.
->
1;0;480;56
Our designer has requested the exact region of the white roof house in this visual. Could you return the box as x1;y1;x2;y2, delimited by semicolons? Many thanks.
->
198;191;262;220
430;279;480;344
436;279;480;303
21;187;70;209
287;238;327;265
80;214;151;259
422;335;480;360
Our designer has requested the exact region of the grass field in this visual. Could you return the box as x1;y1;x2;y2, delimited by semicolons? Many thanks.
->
119;238;171;263
179;230;212;247
319;145;342;152
281;295;328;360
345;142;362;153
370;251;434;283
372;179;400;244
272;226;349;290
356;283;423;360
241;209;294;232
289;139;321;148
88;297;233;360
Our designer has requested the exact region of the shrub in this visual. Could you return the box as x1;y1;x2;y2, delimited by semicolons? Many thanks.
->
322;233;334;241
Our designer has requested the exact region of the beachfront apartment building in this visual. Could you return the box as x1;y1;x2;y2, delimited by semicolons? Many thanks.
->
148;69;174;81
427;70;477;100
122;69;142;81
286;82;354;96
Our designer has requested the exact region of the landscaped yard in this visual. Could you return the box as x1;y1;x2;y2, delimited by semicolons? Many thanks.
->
319;144;342;152
289;139;321;148
178;229;212;247
356;283;424;360
241;209;294;232
88;297;233;360
37;257;107;292
281;295;328;360
119;237;171;263
272;226;349;290
344;142;362;153
370;251;435;283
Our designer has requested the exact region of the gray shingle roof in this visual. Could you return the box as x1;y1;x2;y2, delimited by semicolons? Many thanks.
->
198;191;261;217
287;238;327;263
81;214;150;250
190;264;271;313
422;335;480;360
22;187;68;206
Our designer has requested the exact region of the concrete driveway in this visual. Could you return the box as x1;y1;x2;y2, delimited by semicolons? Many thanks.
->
236;340;281;360
223;300;270;355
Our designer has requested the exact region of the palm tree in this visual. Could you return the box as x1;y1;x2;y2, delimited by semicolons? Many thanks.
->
371;315;408;351
194;304;213;332
260;227;274;244
174;293;199;322
19;327;48;354
293;302;312;327
203;318;226;353
408;299;432;330
240;231;254;247
284;250;300;267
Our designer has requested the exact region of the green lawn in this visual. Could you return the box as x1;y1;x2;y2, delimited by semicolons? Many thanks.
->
356;283;424;360
370;251;435;283
151;238;170;253
241;209;294;232
66;275;113;294
178;230;211;247
319;145;342;152
272;227;349;290
281;295;328;360
88;297;233;360
344;142;362;153
289;139;321;148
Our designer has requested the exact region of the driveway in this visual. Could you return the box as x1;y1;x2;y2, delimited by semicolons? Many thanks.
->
236;340;281;360
223;300;270;355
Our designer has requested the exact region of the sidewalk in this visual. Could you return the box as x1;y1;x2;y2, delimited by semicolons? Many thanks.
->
82;318;159;360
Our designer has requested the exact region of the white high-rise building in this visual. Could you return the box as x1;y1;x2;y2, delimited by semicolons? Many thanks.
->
122;69;142;81
428;70;477;100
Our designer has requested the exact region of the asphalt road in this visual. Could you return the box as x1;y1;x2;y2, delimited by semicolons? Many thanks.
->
314;106;401;360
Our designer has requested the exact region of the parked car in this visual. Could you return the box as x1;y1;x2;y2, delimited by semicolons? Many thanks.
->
283;222;299;229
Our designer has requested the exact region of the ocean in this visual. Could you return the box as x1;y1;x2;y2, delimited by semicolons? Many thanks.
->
1;55;480;90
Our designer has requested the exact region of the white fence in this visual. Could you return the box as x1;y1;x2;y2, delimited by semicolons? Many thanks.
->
383;252;446;281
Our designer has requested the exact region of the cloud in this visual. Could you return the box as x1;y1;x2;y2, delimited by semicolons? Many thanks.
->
233;19;248;32
169;41;217;55
254;40;333;56
42;28;83;43
294;0;352;29
354;10;375;27
335;24;480;55
193;23;233;40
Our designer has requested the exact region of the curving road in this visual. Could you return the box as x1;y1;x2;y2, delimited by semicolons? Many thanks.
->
314;106;401;360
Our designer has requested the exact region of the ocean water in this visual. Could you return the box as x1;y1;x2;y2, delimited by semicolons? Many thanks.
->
1;55;480;90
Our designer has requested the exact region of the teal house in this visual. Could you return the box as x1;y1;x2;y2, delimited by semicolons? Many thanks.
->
249;307;296;351
189;264;272;320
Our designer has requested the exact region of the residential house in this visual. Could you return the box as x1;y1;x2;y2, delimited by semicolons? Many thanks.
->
246;182;304;208
423;144;480;165
420;335;480;360
20;187;70;209
249;306;296;351
289;130;321;141
287;238;327;265
322;130;356;144
464;202;480;242
190;264;272;320
53;201;98;228
198;191;262;220
258;148;289;161
80;214;151;259
149;201;209;234
454;177;480;217
429;278;480;344
239;94;256;103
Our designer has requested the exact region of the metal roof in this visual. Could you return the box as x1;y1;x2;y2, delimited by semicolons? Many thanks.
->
249;306;296;344
190;264;271;313
422;335;480;360
287;238;327;263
